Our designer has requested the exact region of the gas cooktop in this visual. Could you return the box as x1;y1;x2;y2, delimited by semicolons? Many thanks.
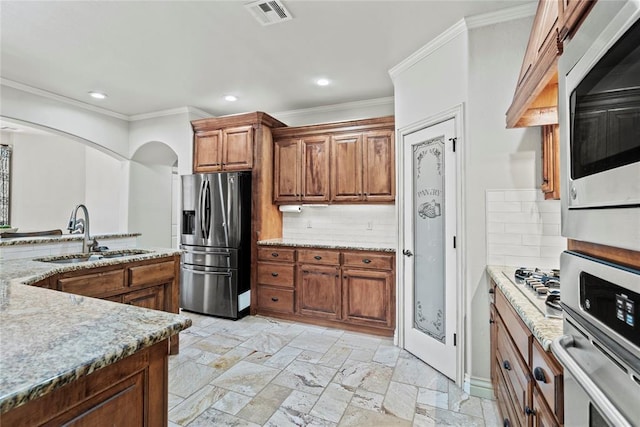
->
503;267;562;319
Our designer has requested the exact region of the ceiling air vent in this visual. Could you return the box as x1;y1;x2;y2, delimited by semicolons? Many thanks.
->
245;0;293;26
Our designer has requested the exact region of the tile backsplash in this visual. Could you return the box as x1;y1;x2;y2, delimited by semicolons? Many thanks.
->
282;205;396;247
486;190;566;269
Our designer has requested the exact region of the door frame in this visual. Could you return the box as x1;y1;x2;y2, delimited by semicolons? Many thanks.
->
395;103;466;387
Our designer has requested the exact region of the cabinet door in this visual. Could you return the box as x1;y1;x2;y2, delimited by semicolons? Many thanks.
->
362;130;395;202
301;136;330;202
223;125;253;170
558;0;596;41
541;124;560;200
342;268;393;328
194;130;223;172
274;138;301;203
532;386;559;427
297;264;341;320
331;133;363;202
123;285;165;311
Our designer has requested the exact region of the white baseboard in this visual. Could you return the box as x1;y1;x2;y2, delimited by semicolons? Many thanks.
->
464;373;495;399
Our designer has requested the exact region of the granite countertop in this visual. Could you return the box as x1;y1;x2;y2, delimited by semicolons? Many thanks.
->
487;265;563;351
258;238;395;253
0;232;141;247
0;247;190;414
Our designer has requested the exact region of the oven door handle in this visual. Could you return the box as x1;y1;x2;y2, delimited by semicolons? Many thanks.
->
551;335;632;427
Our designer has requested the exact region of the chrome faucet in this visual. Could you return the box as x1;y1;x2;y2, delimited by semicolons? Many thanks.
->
67;204;98;253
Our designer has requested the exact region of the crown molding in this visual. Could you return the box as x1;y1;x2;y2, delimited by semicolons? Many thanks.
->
1;78;130;121
465;2;537;29
129;106;213;121
388;19;468;81
273;96;394;121
388;2;537;80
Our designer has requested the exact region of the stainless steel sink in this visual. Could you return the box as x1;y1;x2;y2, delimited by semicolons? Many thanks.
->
35;249;152;264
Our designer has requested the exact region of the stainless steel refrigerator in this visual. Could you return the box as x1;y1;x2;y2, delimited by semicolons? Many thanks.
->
180;172;251;319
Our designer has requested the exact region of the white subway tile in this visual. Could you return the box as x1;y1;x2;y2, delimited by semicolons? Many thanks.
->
504;190;538;202
504;223;543;235
488;244;540;257
487;202;522;213
542;224;561;236
487;212;541;224
487;255;506;265
487;233;522;245
486;222;505;233
486;191;505;202
521;235;567;247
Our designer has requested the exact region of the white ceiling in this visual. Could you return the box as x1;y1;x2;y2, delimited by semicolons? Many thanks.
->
1;0;533;118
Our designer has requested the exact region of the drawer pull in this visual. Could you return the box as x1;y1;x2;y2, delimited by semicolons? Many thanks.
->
489;319;495;324
503;418;510;427
502;360;511;371
533;367;547;383
271;272;279;277
362;259;371;264
271;252;279;257
271;297;279;302
314;255;322;260
525;406;535;416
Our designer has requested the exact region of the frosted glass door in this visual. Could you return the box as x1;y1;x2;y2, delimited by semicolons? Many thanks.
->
413;137;446;342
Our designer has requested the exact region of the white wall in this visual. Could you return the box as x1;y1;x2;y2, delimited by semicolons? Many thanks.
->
128;161;173;248
392;14;542;394
273;97;394;127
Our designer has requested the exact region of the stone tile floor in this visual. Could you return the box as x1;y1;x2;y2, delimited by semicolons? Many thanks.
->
168;312;501;426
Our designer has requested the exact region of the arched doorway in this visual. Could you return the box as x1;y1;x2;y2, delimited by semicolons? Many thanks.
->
130;141;179;248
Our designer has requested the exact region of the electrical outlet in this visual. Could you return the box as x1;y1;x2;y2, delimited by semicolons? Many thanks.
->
367;222;373;230
306;221;312;229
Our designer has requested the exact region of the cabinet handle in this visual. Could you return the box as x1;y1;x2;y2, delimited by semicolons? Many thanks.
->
525;406;535;416
533;367;547;383
271;272;279;277
489;288;495;294
489;319;495;324
314;255;322;260
502;360;511;371
503;418;510;427
362;259;371;264
271;252;279;257
271;297;279;302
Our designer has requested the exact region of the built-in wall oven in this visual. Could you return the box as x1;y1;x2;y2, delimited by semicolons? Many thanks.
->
552;251;640;426
559;0;640;252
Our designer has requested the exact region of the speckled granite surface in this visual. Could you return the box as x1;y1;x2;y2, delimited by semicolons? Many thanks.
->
487;265;563;351
0;232;141;247
0;247;190;414
258;238;395;252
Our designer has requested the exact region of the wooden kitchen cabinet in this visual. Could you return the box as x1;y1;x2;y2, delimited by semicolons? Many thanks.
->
558;0;597;41
52;255;181;354
193;125;253;172
272;116;395;205
273;136;330;203
491;282;564;427
541;124;560;200
2;339;169;427
255;244;395;336
298;264;341;320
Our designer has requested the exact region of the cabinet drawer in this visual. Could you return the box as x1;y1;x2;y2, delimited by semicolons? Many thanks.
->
297;249;339;265
58;269;125;297
257;286;294;313
129;261;175;287
342;252;393;270
496;316;530;423
496;288;532;364
258;247;296;262
494;359;520;427
257;262;294;287
531;338;563;423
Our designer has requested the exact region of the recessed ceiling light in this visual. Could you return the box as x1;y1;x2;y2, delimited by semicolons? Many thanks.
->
316;78;330;86
224;95;238;102
88;91;107;100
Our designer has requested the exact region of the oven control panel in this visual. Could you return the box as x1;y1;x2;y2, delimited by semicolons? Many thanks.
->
581;271;640;346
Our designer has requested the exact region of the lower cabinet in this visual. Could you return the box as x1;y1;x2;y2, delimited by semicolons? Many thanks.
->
2;339;169;426
491;281;563;427
51;255;181;354
256;245;395;336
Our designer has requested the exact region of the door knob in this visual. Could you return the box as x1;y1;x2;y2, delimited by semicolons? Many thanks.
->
402;249;413;257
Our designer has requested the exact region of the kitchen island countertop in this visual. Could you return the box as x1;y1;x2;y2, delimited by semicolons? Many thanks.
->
258;238;395;252
0;247;190;414
487;265;563;351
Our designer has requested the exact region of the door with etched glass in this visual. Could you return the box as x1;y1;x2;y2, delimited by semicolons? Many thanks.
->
402;118;457;380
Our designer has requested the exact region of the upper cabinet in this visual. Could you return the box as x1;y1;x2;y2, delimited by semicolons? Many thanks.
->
272;116;395;205
192;113;287;173
506;0;595;129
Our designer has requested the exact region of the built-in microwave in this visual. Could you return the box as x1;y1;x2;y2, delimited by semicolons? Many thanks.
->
559;0;640;251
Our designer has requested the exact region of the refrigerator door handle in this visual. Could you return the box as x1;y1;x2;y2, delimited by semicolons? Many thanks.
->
181;249;231;257
201;179;212;240
181;265;232;277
